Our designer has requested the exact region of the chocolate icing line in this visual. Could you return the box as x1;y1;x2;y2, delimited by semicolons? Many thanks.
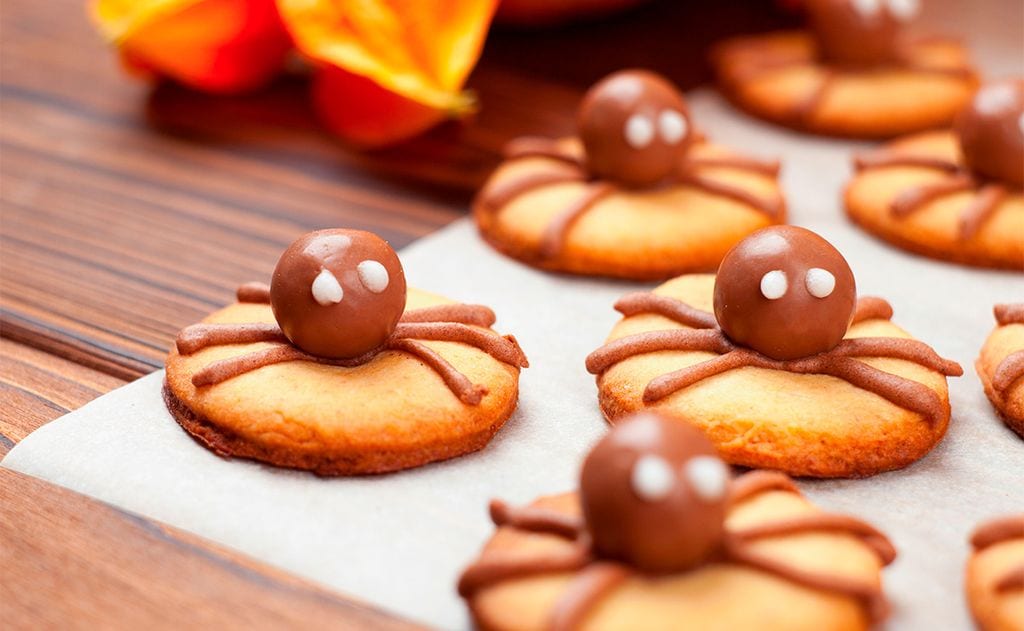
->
393;322;529;368
236;282;271;303
675;171;782;218
995;304;1024;326
728;470;801;506
614;292;718;330
457;545;593;598
993;350;1024;394
891;174;975;218
489;499;584;540
996;565;1024;592
684;155;782;177
724;537;890;625
537;183;616;259
958;184;1008;240
852;296;894;324
548;562;630;631
853;152;962;173
585;329;732;375
732;514;896;565
192;344;310;387
478;167;586;212
504;137;583;168
971;515;1024;550
400;304;496;327
643;351;749;402
176;323;286;355
388;338;488;405
834;337;963;376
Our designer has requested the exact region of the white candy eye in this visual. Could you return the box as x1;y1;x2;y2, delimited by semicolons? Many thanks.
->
631;455;675;501
658;110;688;145
624;114;655;150
852;0;882;17
684;456;729;502
886;0;919;20
357;260;389;293
805;268;836;298
311;269;344;306
760;270;788;300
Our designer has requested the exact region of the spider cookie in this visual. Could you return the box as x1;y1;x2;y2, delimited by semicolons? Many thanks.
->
473;69;786;280
977;304;1024;437
458;412;896;630
585;226;963;478
846;80;1024;269
967;515;1024;631
711;0;978;138
163;229;529;475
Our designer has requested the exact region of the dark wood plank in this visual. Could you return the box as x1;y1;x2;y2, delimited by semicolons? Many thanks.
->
0;468;422;630
0;339;126;455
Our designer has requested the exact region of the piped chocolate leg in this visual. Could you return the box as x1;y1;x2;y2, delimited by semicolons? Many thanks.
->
728;471;800;506
191;344;308;387
834;338;963;376
613;292;717;329
676;171;783;218
387;338;488;405
958;184;1007;240
683;155;782;177
853;152;961;173
731;514;896;565
236;282;270;303
891;175;975;218
724;538;891;625
994;350;1024;394
585;329;732;375
504;137;583;168
394;322;529;368
489;499;584;540
538;183;616;260
176;322;286;355
643;351;751;402
818;357;948;423
548;562;631;631
851;297;894;324
457;545;593;598
400;304;496;327
477;166;587;212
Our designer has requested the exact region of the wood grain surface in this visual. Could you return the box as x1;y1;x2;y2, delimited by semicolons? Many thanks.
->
0;0;791;627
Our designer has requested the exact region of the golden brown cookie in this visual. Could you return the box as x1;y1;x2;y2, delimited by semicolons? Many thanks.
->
474;70;785;280
967;515;1024;631
585;227;962;478
459;413;895;631
977;304;1024;437
711;30;977;138
845;80;1024;270
164;230;528;475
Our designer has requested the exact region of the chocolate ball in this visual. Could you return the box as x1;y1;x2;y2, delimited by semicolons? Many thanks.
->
954;80;1024;187
580;412;731;573
805;0;918;67
270;229;407;359
713;226;856;360
578;70;693;188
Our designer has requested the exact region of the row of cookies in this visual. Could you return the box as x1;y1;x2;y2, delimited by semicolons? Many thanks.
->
162;226;1019;477
475;68;1022;276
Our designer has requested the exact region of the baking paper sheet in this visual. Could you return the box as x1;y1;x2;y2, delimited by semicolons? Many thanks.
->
5;7;1023;626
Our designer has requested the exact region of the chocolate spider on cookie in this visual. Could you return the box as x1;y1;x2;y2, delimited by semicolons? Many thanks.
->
966;515;1024;631
586;225;962;478
163;229;528;475
846;80;1024;269
977;304;1024;437
459;412;896;630
474;69;786;280
711;0;978;137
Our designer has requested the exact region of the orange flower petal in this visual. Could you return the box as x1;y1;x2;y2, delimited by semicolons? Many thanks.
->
92;0;292;93
278;0;498;144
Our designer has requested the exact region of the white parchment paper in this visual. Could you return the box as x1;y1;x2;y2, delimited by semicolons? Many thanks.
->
5;6;1023;626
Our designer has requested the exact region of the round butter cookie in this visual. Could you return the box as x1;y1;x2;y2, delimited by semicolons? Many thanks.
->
967;515;1024;631
977;304;1024;437
164;229;528;475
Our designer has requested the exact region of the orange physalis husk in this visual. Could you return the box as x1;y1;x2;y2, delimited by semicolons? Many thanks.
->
277;0;499;147
92;0;293;94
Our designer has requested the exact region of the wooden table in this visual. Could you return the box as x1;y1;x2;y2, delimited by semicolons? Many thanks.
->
0;0;791;626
